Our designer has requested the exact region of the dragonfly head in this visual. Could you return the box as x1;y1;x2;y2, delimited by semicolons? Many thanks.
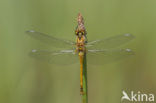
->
75;30;88;44
75;30;84;39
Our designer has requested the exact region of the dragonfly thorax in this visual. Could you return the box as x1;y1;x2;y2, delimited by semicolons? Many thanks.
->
76;35;86;48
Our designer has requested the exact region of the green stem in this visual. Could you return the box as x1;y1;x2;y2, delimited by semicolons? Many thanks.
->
82;53;88;103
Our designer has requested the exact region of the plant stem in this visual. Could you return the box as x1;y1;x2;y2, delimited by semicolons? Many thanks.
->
82;53;88;103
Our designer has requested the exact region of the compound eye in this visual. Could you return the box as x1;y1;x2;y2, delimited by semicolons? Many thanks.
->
81;31;85;35
75;31;78;35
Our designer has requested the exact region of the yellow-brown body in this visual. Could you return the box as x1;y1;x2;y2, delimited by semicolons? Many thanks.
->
75;13;87;95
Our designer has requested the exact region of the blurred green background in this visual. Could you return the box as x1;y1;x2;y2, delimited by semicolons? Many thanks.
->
0;0;156;103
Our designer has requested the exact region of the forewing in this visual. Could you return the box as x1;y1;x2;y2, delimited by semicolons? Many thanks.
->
87;34;134;49
29;49;79;65
87;49;134;65
26;30;75;49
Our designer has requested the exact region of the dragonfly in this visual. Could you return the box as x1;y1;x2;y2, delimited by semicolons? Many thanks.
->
26;13;134;95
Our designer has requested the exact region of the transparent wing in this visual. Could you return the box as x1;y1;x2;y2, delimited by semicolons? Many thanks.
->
29;49;79;65
87;34;135;49
26;30;75;49
87;48;134;65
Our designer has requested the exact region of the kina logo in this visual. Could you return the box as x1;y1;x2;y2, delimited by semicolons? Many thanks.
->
121;90;154;102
